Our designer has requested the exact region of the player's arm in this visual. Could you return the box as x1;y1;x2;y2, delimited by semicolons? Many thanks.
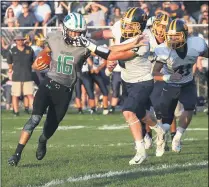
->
79;36;145;61
152;61;182;82
109;34;148;52
89;29;114;40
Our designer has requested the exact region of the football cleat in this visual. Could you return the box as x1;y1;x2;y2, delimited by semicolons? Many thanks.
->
172;137;181;153
144;133;152;149
129;150;147;165
155;126;166;157
8;153;21;166
103;109;109;115
36;136;47;160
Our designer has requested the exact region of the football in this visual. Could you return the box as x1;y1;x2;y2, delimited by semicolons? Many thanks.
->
36;50;51;66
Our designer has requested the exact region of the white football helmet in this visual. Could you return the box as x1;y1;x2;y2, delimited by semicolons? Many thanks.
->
62;12;87;46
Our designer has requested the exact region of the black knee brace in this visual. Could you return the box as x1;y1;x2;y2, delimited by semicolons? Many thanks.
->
23;115;42;135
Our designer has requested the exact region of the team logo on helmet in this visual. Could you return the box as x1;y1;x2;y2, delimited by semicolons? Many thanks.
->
121;7;147;38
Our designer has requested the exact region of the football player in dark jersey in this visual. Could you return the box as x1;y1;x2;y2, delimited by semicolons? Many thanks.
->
8;13;93;166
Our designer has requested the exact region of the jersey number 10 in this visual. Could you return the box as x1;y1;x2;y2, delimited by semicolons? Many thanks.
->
57;55;74;75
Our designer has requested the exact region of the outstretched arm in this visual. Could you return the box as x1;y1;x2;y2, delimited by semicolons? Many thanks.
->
109;34;148;52
79;35;147;61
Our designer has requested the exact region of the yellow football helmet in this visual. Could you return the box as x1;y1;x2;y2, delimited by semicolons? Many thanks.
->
152;13;171;39
165;19;188;49
121;7;147;38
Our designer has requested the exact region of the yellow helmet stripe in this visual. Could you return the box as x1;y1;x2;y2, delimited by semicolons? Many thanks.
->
125;7;137;18
129;7;137;19
173;19;177;31
169;20;175;30
124;8;133;18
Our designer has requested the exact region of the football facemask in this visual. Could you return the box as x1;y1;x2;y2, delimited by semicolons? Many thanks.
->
165;19;188;49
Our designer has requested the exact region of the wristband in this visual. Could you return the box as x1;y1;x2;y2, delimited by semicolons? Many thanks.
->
105;68;112;76
162;75;171;82
87;42;97;53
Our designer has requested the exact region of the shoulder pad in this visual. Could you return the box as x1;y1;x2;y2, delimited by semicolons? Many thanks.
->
154;43;170;62
187;36;207;55
46;31;62;40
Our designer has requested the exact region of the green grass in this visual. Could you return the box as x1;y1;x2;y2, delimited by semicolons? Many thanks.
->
1;111;208;187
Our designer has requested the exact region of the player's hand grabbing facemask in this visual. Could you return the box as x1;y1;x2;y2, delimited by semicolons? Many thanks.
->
79;35;91;48
78;35;111;60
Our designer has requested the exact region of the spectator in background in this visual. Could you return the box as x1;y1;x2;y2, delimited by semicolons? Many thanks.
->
182;11;196;24
85;2;108;26
114;1;130;14
3;7;18;27
198;4;208;23
54;1;69;26
109;7;122;26
30;1;51;26
182;11;197;35
6;1;23;18
141;3;154;19
7;33;35;116
169;2;184;19
17;2;39;36
1;18;21;58
160;1;171;15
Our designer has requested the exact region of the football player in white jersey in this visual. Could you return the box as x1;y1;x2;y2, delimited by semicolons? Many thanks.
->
152;19;208;153
147;13;180;153
88;13;153;150
79;7;167;165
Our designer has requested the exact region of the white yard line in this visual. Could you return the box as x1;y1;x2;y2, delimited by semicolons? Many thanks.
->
31;160;208;187
4;138;208;149
13;125;208;131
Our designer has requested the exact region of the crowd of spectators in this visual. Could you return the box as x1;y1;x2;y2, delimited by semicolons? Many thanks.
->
1;1;208;114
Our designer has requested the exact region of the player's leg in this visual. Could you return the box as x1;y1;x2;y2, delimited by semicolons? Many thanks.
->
110;72;121;113
8;79;50;166
36;86;73;160
143;100;153;150
159;84;180;153
92;73;109;114
82;72;96;113
172;81;197;153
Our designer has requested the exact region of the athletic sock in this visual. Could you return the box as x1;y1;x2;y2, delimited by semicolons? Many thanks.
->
170;132;176;141
15;143;25;155
135;140;145;151
175;127;186;140
78;108;82;112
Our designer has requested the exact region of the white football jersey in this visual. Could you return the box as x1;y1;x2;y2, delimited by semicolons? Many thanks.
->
111;21;153;83
155;36;207;84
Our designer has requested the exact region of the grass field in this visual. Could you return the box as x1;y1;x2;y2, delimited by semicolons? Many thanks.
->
1;110;208;187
